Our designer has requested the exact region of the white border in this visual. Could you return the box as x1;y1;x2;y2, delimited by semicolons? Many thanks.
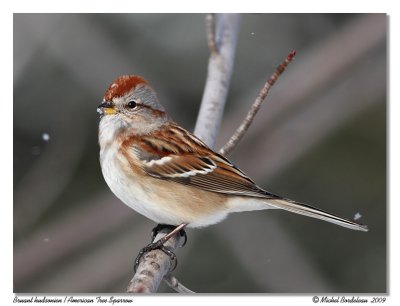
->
4;1;398;306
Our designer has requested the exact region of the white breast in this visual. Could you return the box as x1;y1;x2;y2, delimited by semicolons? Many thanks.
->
99;116;180;224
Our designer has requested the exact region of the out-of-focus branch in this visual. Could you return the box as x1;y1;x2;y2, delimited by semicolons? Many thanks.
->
194;13;241;148
219;50;296;156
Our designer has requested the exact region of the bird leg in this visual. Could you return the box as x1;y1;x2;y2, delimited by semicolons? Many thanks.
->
134;223;188;273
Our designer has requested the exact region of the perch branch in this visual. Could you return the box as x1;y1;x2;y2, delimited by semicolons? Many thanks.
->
219;50;296;156
194;13;241;148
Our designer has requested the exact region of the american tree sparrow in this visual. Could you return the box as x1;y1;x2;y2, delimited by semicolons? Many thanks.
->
98;75;368;243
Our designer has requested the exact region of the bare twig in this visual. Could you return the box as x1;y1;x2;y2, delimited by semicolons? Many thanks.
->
126;227;185;293
164;274;196;293
219;50;296;156
206;13;218;54
194;13;241;148
159;223;187;243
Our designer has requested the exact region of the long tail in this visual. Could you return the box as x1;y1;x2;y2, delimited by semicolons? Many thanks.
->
266;197;368;232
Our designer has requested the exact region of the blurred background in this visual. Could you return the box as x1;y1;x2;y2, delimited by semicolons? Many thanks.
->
13;13;386;293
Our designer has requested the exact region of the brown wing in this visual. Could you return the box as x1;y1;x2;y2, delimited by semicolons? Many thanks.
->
127;124;369;231
131;124;275;198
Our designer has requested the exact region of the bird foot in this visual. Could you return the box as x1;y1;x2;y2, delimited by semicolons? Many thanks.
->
134;224;187;273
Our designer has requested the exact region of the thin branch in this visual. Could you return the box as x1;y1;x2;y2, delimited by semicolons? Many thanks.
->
126;228;185;293
163;274;196;293
159;223;187;243
206;13;218;54
194;13;241;148
219;50;296;156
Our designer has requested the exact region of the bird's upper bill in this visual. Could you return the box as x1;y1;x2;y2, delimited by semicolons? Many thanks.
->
97;101;116;115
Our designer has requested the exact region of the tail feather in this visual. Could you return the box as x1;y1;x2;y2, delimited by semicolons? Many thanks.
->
267;198;368;232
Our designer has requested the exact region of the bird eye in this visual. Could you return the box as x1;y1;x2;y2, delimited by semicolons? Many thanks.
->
127;100;137;109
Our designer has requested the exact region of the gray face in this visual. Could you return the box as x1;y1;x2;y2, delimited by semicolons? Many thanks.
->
98;83;169;136
110;83;165;118
131;84;165;111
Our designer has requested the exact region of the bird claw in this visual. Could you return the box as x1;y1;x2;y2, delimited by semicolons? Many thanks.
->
134;224;187;273
134;240;177;273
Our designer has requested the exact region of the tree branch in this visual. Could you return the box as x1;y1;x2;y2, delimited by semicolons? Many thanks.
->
219;50;296;156
127;14;241;293
194;13;241;148
206;13;218;54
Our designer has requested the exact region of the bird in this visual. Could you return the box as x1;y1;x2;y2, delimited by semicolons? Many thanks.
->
97;75;368;268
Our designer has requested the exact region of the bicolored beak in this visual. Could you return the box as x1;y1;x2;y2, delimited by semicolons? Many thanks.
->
97;101;116;115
